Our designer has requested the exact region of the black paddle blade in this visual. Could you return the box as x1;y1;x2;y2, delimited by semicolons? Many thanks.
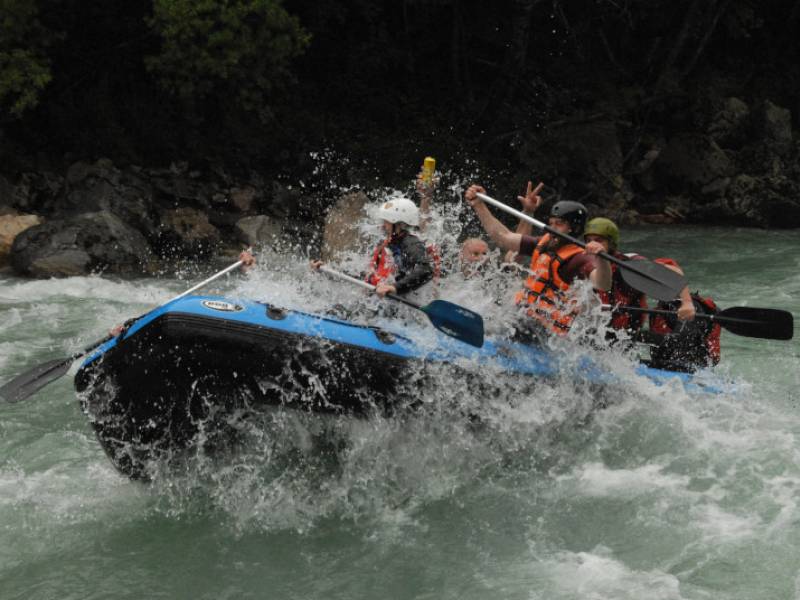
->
718;307;794;340
618;260;687;302
421;300;485;347
0;356;74;403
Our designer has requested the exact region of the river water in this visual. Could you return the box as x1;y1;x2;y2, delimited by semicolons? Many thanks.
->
1;225;799;599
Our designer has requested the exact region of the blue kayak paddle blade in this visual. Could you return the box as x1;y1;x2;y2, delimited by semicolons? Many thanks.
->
422;300;485;347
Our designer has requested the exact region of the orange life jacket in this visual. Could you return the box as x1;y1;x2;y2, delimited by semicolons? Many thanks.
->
514;234;585;334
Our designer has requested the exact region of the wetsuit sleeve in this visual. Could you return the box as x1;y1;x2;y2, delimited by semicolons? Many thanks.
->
518;235;541;257
394;235;434;294
558;253;598;284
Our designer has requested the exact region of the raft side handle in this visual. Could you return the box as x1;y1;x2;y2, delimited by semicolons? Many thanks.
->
266;305;288;320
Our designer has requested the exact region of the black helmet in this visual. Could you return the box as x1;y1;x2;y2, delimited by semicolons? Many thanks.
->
550;200;588;235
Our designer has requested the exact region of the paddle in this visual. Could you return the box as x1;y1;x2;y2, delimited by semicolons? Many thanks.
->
318;265;485;348
606;304;794;341
0;256;251;404
474;192;687;302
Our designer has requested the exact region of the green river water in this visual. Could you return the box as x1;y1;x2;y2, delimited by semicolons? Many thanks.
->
1;225;799;599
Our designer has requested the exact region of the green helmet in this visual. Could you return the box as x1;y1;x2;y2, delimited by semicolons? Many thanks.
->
584;217;620;249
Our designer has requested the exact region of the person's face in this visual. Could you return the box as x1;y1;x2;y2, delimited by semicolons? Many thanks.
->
584;234;610;253
461;242;489;264
548;217;571;235
382;220;394;236
460;240;489;277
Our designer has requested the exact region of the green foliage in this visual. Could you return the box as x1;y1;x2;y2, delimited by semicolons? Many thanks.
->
145;0;310;118
0;0;55;118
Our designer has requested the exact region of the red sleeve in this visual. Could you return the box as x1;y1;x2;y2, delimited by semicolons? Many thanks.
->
558;253;598;284
518;235;541;257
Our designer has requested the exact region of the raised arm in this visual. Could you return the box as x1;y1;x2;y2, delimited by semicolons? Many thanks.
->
504;180;543;262
416;170;438;233
657;261;696;320
585;242;612;292
464;185;523;253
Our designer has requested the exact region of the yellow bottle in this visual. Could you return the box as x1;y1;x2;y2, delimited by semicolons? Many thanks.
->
421;156;436;183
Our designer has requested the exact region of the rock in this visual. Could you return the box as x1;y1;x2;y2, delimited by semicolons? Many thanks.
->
11;211;150;277
709;97;750;147
655;134;733;196
539;119;624;202
151;170;214;207
156;207;220;257
0;214;42;267
234;215;283;248
229;186;257;212
60;161;158;238
755;101;792;152
66;159;120;187
691;174;800;228
0;175;15;207
264;181;303;219
320;191;370;262
11;171;64;213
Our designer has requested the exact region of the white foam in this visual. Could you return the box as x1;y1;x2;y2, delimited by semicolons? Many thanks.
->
539;547;686;600
559;462;690;497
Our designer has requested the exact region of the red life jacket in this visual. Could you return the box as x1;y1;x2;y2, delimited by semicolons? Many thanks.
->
366;238;394;286
597;252;647;331
425;243;441;284
514;234;585;334
367;239;441;287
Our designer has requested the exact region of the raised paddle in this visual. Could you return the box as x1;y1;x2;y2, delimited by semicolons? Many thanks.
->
606;304;794;341
0;256;252;404
318;265;485;348
474;192;687;302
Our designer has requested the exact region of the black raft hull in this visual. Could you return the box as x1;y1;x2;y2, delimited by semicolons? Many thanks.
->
75;298;421;478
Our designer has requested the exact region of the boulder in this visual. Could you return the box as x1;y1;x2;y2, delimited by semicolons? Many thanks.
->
10;171;64;213
539;119;625;202
708;97;750;148
0;214;42;267
0;175;14;207
320;191;370;262
234;215;283;248
655;134;733;196
11;211;150;277
755;101;792;152
691;174;800;228
229;186;258;212
156;207;220;257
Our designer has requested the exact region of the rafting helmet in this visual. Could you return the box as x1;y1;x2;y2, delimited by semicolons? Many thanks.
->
377;197;420;227
584;217;620;249
550;200;588;235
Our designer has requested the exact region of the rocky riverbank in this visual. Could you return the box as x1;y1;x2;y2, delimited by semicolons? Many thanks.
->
0;159;307;277
2;95;800;278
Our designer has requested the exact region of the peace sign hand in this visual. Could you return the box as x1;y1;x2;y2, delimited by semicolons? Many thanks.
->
518;181;544;214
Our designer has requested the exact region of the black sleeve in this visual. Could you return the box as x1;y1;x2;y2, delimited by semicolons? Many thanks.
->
394;235;434;294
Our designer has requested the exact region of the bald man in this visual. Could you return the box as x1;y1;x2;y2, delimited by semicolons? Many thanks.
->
459;238;490;278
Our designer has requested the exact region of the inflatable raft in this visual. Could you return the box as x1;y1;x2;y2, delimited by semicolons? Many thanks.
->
74;295;717;478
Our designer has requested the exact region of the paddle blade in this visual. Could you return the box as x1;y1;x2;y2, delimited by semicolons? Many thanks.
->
421;300;485;347
618;260;687;302
718;307;794;340
0;357;74;403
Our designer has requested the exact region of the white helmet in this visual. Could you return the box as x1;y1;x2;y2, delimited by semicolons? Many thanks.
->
377;197;420;227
